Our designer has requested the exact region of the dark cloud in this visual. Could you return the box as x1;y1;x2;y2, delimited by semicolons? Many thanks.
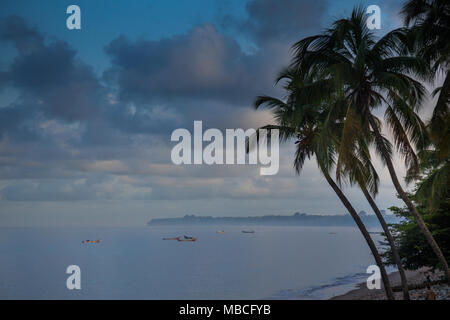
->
104;0;328;108
104;24;273;105
0;16;107;143
224;0;328;46
0;15;177;146
8;42;104;122
0;15;44;53
0;0;329;205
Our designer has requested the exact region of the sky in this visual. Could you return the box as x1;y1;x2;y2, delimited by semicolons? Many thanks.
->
0;0;427;227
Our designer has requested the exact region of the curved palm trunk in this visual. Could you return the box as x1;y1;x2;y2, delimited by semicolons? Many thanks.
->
361;187;410;300
368;115;450;282
323;172;395;300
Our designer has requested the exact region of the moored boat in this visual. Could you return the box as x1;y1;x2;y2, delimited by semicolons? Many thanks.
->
82;239;101;244
177;237;197;242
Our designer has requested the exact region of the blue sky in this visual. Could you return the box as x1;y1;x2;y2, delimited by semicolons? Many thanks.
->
1;0;402;73
0;0;413;227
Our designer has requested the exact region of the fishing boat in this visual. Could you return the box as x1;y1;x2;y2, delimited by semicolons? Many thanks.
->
162;235;197;241
216;230;225;234
177;237;197;242
241;230;255;234
82;239;101;244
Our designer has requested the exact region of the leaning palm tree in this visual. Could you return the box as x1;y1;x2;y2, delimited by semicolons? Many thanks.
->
339;134;411;299
272;68;411;298
401;0;450;151
407;139;450;211
402;0;450;211
290;7;450;281
253;71;396;299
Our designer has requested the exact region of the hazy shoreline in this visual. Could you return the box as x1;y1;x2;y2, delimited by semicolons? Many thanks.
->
148;213;399;228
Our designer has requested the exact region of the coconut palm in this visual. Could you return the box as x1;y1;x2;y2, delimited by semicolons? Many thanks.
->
402;0;450;210
289;7;450;281
340;134;411;299
271;69;411;299
401;0;450;150
407;141;450;211
253;70;396;299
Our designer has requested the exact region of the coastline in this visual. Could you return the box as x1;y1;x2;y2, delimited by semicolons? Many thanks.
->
330;267;449;300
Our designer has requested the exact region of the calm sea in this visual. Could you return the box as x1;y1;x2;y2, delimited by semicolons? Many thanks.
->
0;226;393;299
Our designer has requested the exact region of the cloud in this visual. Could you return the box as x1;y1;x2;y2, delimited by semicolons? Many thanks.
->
0;15;44;54
0;15;107;149
105;0;328;107
0;175;153;201
0;12;333;205
0;1;406;222
0;15;180;145
221;0;328;47
104;24;274;105
6;46;104;123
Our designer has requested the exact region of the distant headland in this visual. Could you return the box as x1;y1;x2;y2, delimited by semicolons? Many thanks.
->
147;211;398;227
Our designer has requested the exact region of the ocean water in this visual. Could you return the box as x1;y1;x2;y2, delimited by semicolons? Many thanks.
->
0;226;393;300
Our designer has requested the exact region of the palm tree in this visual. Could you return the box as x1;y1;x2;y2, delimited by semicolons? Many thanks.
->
401;0;450;150
407;140;450;211
275;67;411;297
360;187;410;299
339;134;411;299
253;71;396;299
289;7;450;281
402;0;450;212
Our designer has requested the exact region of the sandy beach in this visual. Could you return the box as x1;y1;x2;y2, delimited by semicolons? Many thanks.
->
331;267;450;300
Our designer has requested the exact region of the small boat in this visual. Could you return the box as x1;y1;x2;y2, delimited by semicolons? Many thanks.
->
242;230;255;234
177;237;197;242
82;239;101;244
216;231;225;234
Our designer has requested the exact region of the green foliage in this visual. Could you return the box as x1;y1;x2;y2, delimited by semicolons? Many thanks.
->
401;0;450;158
289;7;430;181
383;0;450;272
382;186;450;270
